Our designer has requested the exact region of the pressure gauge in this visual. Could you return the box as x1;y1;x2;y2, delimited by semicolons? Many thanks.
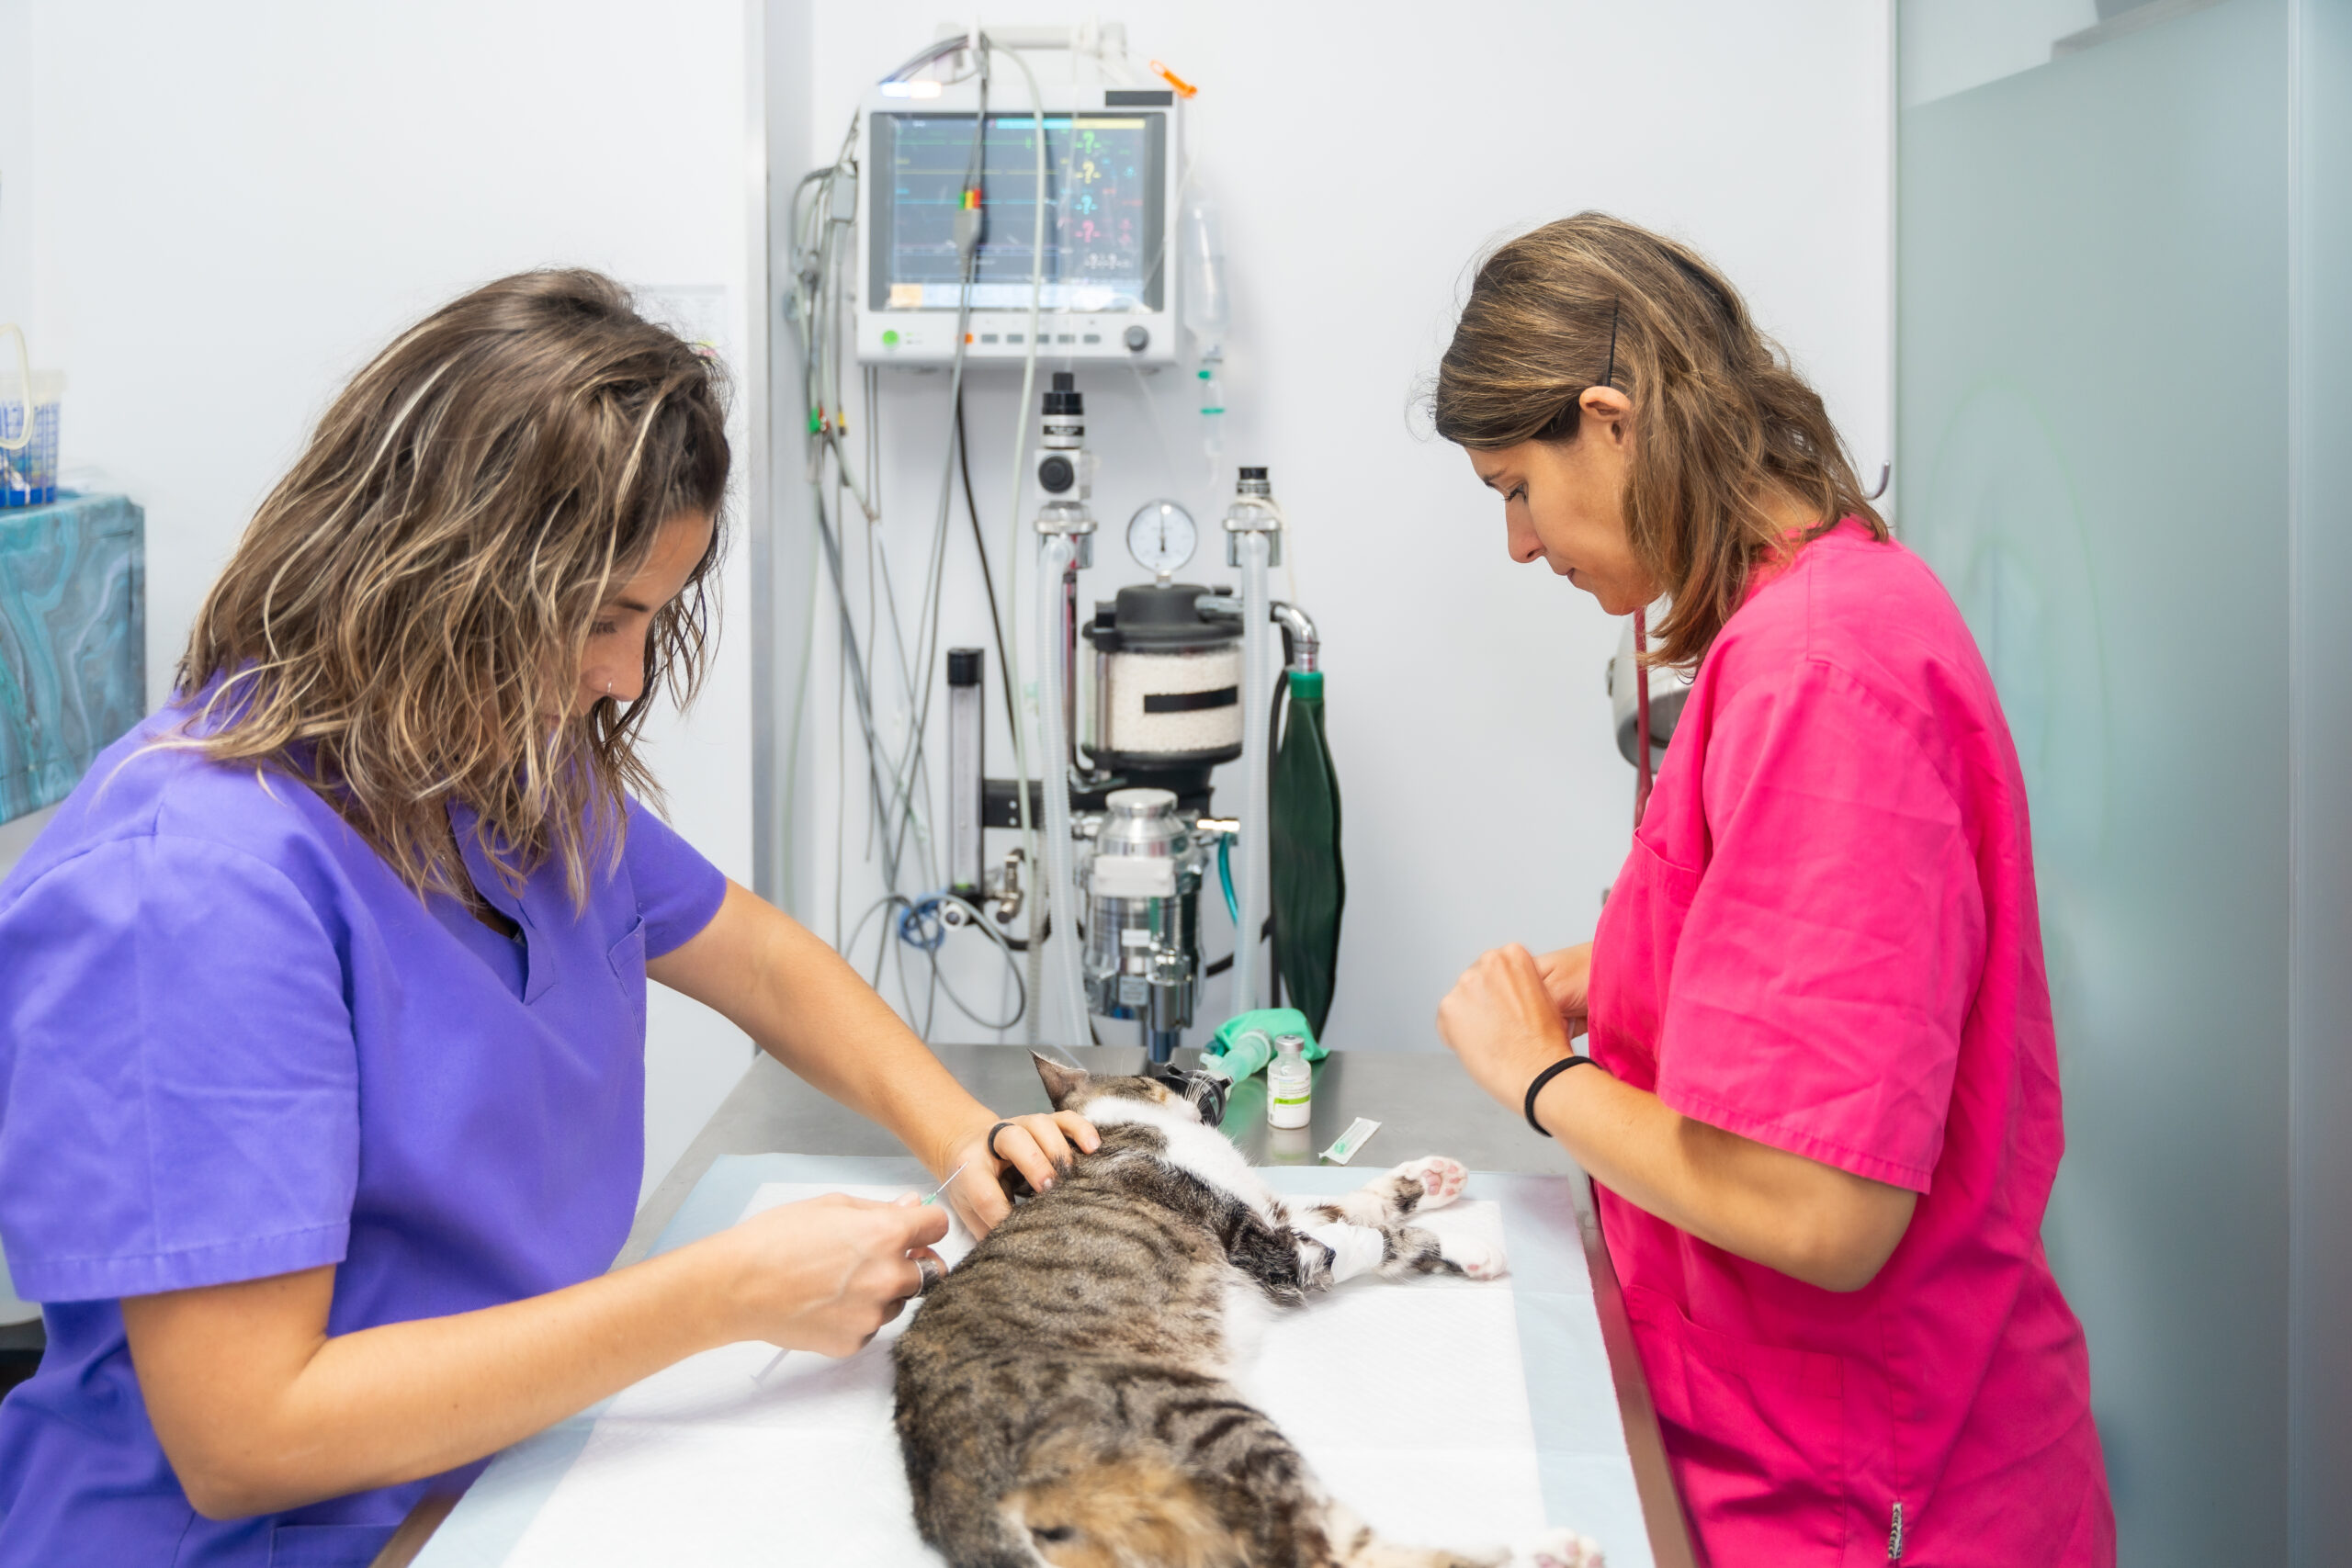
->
1125;500;1198;579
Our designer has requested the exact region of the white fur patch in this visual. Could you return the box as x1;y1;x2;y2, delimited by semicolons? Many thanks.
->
1080;1096;1284;1224
1296;1219;1387;1283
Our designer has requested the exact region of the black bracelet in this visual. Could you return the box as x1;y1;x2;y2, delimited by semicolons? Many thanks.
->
1524;1055;1600;1134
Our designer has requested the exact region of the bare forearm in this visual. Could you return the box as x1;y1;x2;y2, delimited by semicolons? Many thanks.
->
656;884;998;1174
743;913;994;1168
144;1247;733;1518
1532;1068;1912;1290
1441;943;1917;1292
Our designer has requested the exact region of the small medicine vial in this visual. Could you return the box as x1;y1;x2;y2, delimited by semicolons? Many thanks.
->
1267;1032;1313;1129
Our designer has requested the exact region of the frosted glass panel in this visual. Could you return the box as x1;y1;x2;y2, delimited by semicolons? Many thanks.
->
2289;4;2352;1559
1898;3;2288;1564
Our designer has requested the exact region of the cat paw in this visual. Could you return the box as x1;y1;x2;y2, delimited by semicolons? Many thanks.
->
1510;1528;1604;1568
1392;1155;1468;1212
1442;1235;1510;1281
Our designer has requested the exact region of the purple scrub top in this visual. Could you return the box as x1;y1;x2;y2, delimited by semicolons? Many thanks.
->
0;697;727;1567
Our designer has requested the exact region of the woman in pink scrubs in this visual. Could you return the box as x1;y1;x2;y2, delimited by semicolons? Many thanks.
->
1431;215;2114;1566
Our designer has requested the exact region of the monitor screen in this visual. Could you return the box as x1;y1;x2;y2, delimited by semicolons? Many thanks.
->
871;112;1167;312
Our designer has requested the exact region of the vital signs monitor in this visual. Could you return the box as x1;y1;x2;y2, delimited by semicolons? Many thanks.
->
856;79;1182;366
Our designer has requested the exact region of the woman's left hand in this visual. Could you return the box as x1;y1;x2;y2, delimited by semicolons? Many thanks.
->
936;1110;1101;1237
1437;943;1577;1113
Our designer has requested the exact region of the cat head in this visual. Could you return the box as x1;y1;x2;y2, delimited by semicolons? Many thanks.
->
1031;1053;1225;1126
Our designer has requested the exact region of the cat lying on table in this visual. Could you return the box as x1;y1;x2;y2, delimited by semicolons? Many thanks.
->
892;1054;1603;1568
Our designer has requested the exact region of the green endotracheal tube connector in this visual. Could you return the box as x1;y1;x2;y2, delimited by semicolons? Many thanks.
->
1210;1027;1274;1085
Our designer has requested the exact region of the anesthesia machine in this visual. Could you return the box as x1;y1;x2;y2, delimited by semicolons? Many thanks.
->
786;22;1344;1065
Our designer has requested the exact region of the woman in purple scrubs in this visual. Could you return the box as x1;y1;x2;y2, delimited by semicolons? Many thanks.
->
0;271;1097;1568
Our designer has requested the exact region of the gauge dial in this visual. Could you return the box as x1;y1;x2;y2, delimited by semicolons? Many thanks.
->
1126;500;1198;578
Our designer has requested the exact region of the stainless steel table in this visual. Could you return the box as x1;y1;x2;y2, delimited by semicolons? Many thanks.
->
384;1045;1694;1568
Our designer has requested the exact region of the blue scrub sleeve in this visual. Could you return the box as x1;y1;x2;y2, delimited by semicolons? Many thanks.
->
622;797;728;957
0;836;357;1302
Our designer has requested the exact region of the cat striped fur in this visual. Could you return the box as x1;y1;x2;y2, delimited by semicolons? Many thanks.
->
891;1054;1603;1568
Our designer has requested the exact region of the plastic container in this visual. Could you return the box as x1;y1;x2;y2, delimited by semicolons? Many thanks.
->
1181;192;1227;363
0;369;62;509
1267;1032;1313;1129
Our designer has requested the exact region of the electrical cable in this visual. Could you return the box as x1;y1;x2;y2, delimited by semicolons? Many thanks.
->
989;38;1053;1046
896;892;1028;1032
785;35;1140;1052
955;392;1023;761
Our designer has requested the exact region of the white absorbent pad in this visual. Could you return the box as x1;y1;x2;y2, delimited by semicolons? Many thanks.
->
412;1156;1655;1568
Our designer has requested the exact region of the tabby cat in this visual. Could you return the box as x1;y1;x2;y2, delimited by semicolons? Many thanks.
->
892;1054;1603;1568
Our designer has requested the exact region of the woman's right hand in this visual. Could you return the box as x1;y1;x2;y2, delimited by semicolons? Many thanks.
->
1533;942;1594;1038
699;1193;949;1357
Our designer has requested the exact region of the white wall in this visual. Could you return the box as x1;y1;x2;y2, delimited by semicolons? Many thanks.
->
791;1;1894;1053
1;0;763;1200
0;0;1892;1213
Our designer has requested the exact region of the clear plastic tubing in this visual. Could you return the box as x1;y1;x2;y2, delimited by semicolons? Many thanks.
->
1231;530;1273;1015
1036;534;1093;1045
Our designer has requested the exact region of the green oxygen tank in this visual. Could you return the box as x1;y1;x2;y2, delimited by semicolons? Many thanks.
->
1270;668;1344;1037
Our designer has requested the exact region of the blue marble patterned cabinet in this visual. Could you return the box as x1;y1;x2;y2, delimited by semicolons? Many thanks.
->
0;494;146;823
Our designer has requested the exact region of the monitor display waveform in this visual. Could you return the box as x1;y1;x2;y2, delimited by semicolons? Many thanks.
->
873;112;1168;312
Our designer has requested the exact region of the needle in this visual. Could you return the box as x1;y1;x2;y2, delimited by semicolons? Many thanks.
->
922;1159;971;1205
752;1165;970;1387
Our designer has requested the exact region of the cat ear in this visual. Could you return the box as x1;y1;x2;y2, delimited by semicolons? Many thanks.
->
1032;1052;1091;1109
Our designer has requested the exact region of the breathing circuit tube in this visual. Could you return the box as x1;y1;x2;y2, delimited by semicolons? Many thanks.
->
1036;534;1093;1045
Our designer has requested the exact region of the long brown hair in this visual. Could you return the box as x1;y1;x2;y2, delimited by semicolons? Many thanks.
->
173;269;730;905
1432;212;1883;666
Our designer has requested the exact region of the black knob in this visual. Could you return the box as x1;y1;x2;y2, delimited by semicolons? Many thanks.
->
1037;455;1076;494
1044;372;1083;416
1124;324;1150;353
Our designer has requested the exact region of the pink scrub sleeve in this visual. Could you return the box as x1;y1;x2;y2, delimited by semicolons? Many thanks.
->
1653;659;1984;1193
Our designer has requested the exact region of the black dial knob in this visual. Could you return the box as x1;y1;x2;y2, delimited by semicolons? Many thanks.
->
1124;325;1150;353
1037;455;1076;494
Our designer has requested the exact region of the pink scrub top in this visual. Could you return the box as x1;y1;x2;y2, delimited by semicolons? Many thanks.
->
1585;522;2114;1567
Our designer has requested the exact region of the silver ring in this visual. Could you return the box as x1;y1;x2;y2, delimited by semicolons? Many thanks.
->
915;1256;945;1296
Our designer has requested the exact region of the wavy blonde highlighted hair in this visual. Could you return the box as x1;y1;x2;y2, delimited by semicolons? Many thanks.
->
174;269;730;906
1433;212;1883;667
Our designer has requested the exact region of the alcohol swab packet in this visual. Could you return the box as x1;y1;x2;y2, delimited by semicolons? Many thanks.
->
1318;1117;1380;1166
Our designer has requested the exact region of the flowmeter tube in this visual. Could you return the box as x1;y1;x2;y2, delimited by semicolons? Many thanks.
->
1231;531;1273;1013
946;648;984;896
1037;534;1093;1044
